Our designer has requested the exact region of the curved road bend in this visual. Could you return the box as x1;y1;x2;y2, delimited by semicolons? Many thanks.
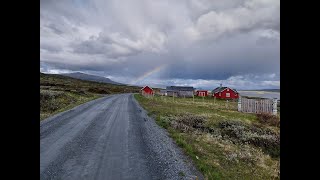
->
40;93;203;180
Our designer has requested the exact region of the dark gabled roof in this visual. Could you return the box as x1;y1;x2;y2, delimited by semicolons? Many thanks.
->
166;86;194;91
212;87;227;93
212;87;238;93
232;88;238;93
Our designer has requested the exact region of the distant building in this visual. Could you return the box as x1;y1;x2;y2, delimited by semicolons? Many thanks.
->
212;84;239;99
196;90;208;97
166;86;194;97
141;86;154;95
159;89;167;96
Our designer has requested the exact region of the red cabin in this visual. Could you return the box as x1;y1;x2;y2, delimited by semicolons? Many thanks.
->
212;86;238;99
196;90;208;97
141;86;154;95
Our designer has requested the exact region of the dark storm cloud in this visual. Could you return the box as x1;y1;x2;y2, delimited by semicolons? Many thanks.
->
40;0;280;89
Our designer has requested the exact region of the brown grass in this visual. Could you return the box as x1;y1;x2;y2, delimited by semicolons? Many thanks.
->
256;113;280;127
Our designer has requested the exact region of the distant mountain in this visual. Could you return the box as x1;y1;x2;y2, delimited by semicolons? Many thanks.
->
60;72;124;85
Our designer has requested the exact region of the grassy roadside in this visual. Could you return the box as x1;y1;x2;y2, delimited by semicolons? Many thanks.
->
40;72;142;121
134;94;280;180
40;90;102;121
40;72;142;94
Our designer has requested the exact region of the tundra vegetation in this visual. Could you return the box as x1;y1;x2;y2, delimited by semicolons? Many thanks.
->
134;94;280;180
40;72;141;120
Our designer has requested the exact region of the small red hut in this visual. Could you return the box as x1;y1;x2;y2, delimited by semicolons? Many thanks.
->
196;90;208;97
212;85;238;99
141;86;154;95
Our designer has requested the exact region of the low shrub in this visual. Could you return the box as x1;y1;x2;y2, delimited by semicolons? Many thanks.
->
176;113;207;129
159;111;280;158
70;89;87;96
156;115;171;129
170;113;207;132
40;90;76;113
218;120;280;158
87;88;109;94
256;113;280;127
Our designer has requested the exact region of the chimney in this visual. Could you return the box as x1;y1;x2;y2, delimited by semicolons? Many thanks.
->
220;83;222;88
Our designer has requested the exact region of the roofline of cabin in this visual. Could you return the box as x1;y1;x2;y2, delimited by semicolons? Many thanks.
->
141;86;153;91
214;87;238;94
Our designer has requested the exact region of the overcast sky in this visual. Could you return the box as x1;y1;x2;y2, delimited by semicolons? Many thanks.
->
40;0;280;90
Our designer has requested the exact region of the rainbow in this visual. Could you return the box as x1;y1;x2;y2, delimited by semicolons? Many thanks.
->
130;64;167;85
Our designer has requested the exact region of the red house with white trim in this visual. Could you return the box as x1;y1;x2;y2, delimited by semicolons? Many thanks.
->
196;90;208;97
141;86;154;95
212;85;239;99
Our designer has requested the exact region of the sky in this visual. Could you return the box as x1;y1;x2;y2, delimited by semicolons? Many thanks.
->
40;0;280;90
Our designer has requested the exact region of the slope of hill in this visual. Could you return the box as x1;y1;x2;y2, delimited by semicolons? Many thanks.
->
40;72;141;120
40;72;142;95
60;72;124;85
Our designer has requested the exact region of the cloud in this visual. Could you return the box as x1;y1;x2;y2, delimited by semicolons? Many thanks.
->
40;0;280;89
121;73;280;90
71;30;168;58
184;0;279;40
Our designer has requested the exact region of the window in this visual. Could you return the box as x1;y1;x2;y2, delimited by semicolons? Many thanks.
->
227;89;229;91
219;92;221;96
226;93;230;97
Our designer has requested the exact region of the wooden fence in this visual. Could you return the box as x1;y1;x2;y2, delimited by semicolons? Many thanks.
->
238;96;277;115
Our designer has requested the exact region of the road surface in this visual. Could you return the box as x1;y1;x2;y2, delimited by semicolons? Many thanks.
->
40;93;203;180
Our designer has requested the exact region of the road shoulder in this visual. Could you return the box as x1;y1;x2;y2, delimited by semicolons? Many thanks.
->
130;94;204;180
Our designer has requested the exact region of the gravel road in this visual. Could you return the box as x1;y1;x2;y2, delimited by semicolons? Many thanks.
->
40;93;204;180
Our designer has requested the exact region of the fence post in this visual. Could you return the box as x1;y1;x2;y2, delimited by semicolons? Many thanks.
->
193;94;194;103
226;100;229;109
272;98;277;115
238;96;242;112
173;92;174;102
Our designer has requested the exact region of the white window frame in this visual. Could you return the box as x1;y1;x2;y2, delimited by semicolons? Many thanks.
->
226;93;230;97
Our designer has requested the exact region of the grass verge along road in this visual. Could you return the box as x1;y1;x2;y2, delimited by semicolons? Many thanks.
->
134;94;280;180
